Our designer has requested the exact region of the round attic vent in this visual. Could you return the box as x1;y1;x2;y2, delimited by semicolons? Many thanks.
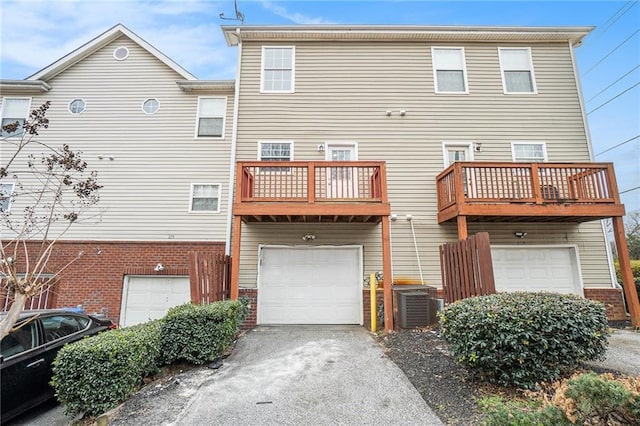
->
113;46;129;61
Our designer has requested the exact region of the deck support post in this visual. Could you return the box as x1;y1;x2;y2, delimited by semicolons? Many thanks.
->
457;216;468;240
230;216;242;300
612;216;640;327
381;215;394;333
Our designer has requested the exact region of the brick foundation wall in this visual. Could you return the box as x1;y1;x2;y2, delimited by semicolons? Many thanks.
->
7;240;224;324
239;288;258;330
362;289;385;332
584;288;627;321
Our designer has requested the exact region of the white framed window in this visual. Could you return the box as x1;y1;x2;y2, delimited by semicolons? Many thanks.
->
261;46;295;93
432;47;469;94
196;97;226;138
113;46;129;61
189;184;221;213
0;183;15;212
68;99;86;115
258;141;293;172
499;48;537;94
511;142;547;162
142;98;160;115
1;98;31;138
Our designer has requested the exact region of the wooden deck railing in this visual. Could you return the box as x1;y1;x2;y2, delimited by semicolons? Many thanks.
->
437;162;619;212
238;161;386;203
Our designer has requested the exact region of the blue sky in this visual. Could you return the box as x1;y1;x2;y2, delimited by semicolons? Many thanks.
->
1;0;638;212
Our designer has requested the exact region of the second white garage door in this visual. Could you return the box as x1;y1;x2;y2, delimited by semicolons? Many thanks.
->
121;276;191;327
492;246;583;295
258;245;363;325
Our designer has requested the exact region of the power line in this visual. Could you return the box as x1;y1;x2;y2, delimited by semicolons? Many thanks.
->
620;186;640;195
595;134;640;157
587;64;640;103
600;1;637;35
587;81;640;114
584;29;640;75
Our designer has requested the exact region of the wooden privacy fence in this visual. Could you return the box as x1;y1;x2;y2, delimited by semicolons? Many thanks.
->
0;278;59;311
440;232;496;303
189;252;231;304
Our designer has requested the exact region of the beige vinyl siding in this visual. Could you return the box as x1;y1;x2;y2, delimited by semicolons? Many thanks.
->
1;35;233;241
233;40;613;290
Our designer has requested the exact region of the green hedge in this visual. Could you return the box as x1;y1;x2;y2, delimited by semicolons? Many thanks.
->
614;259;640;290
51;320;162;417
51;299;248;417
161;300;247;365
439;292;609;389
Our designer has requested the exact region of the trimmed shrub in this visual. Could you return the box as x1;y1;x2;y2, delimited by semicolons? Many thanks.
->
440;292;609;389
51;320;162;417
160;300;247;365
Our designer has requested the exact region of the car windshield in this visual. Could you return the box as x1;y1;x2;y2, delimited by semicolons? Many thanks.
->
1;321;38;358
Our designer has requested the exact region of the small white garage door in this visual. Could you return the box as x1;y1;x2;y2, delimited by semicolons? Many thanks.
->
492;246;583;295
258;246;362;325
121;276;191;327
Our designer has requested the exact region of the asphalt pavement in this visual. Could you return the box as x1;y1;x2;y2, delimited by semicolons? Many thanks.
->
174;325;443;425
587;328;640;376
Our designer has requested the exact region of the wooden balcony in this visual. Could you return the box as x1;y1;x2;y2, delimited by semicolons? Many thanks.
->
436;162;625;224
233;161;390;223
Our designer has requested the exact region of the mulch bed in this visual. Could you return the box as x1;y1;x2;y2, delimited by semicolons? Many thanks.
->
380;328;486;425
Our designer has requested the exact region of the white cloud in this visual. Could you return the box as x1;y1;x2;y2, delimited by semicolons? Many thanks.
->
260;0;335;25
0;0;234;79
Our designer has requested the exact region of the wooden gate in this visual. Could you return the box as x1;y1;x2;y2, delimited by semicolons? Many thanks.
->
189;252;231;304
440;232;496;303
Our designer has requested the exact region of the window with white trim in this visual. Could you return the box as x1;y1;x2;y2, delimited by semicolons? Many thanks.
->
190;184;220;212
1;98;31;138
261;46;295;93
512;142;547;162
259;141;292;172
142;98;160;115
196;97;226;137
69;99;86;115
499;48;536;94
0;183;15;212
432;47;468;93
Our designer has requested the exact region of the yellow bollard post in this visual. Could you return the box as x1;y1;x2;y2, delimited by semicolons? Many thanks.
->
370;273;377;332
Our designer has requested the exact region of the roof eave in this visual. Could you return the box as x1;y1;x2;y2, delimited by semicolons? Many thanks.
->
221;25;593;46
0;80;52;92
176;80;236;92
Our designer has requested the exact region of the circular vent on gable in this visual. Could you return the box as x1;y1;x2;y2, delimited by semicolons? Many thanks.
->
113;46;129;61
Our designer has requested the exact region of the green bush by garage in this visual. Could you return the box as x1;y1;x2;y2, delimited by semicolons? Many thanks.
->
439;292;609;389
51;300;248;418
161;300;248;365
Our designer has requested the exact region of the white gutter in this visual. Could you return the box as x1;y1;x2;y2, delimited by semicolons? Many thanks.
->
224;29;242;255
569;40;619;290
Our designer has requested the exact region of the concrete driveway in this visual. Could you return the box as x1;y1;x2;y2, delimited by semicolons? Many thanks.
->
175;325;442;425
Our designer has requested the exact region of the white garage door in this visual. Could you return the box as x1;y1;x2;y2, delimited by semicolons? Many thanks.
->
492;246;583;295
121;276;191;327
258;246;362;325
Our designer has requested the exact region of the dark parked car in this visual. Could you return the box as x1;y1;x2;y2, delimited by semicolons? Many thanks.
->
0;309;115;423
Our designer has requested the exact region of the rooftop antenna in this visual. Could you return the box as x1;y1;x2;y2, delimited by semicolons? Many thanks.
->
220;0;245;24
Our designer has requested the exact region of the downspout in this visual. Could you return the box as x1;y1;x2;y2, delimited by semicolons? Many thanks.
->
569;40;620;291
225;29;242;256
407;215;425;285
